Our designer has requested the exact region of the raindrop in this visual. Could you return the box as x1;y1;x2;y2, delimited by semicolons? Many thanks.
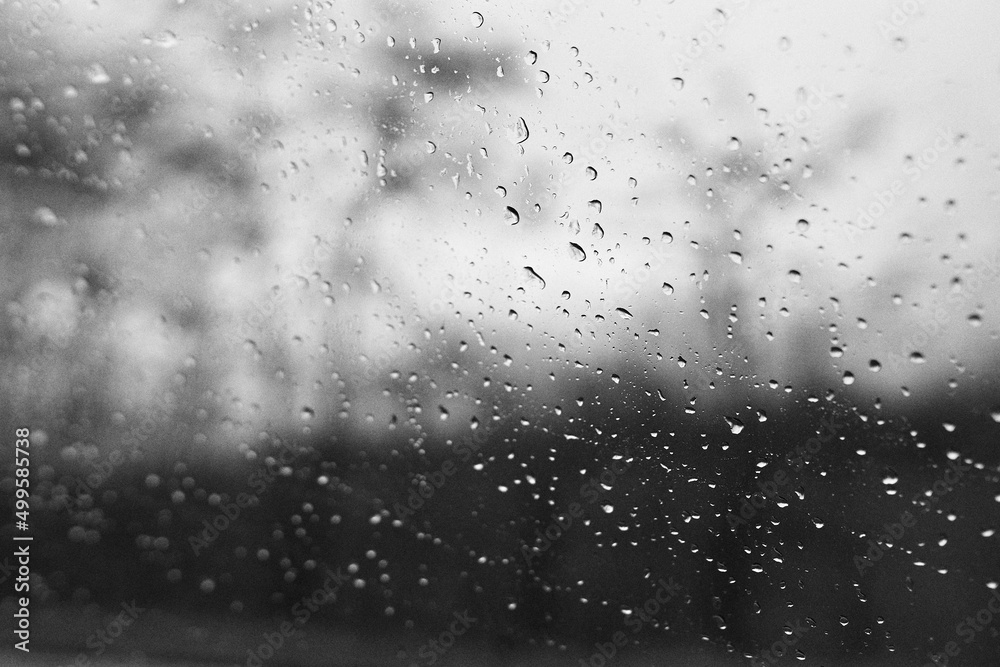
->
910;352;925;364
86;64;111;85
787;270;802;283
588;200;602;214
796;219;809;232
615;308;633;320
508;117;529;144
869;359;882;372
32;206;61;227
725;416;745;435
569;242;587;261
471;11;484;27
662;283;674;295
727;137;741;151
729;252;742;264
592;223;605;239
671;77;684;90
504;206;520;225
523;266;546;289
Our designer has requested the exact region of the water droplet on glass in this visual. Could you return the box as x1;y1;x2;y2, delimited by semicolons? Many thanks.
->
504;206;520;225
523;266;546;289
662;283;674;295
727;137;741;151
592;223;604;239
616;308;633;320
471;12;484;27
585;166;597;180
671;77;684;90
86;64;111;84
508;117;529;144
569;242;587;262
32;206;61;227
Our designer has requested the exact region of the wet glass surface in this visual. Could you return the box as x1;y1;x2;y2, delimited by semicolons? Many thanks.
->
1;1;1000;665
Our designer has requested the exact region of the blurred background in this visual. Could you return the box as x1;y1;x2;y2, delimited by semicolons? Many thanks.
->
2;0;1000;664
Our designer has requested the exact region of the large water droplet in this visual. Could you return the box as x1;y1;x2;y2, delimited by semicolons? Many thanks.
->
504;206;520;225
508;117;529;144
523;266;546;289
